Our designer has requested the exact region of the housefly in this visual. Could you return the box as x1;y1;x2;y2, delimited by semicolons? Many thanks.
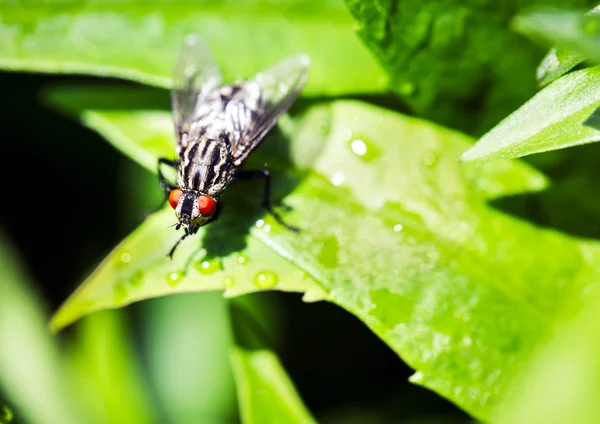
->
158;35;310;258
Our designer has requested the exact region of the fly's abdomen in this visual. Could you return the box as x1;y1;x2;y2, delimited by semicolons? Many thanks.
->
178;138;233;197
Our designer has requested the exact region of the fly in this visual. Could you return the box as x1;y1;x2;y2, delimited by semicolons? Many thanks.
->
158;35;310;258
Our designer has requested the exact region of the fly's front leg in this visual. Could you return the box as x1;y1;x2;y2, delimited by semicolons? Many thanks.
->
142;158;178;220
158;158;178;196
237;169;299;232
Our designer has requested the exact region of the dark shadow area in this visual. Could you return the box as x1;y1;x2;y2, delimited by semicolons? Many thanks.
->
584;105;600;130
491;142;600;240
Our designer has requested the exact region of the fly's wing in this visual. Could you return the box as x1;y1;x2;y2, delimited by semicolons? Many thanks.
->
229;55;310;166
171;34;222;140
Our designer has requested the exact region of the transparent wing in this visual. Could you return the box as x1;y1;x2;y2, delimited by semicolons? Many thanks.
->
229;54;310;166
171;34;222;139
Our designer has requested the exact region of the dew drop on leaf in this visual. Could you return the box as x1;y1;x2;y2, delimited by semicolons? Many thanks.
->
348;136;381;162
237;254;249;265
166;271;185;286
393;224;404;232
331;172;345;186
129;270;144;287
254;271;278;289
113;250;132;268
194;257;222;275
316;236;340;269
223;276;235;289
423;152;437;166
113;282;128;303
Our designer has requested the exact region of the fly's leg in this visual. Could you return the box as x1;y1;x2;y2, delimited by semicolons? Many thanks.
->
237;169;300;233
167;231;190;259
142;158;178;220
158;158;178;196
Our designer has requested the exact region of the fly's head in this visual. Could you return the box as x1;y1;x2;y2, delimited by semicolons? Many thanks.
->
168;188;217;234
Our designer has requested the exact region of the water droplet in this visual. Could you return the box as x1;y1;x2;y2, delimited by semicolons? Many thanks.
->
237;254;249;265
255;219;265;228
348;135;381;162
584;16;598;35
130;270;144;287
1;404;14;423
317;120;330;135
423;152;437;166
331;172;345;186
254;271;278;289
223;276;235;288
166;271;185;286
316;236;339;269
114;250;132;268
262;224;271;233
194;257;222;275
341;128;352;141
393;224;404;232
351;139;367;156
113;282;128;303
398;81;415;96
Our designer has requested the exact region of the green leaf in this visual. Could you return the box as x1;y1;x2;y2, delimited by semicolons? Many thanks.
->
514;8;600;74
0;0;385;96
342;0;593;134
533;6;600;87
229;299;316;424
47;87;600;420
462;66;600;162
0;232;82;424
536;46;586;87
495;288;600;424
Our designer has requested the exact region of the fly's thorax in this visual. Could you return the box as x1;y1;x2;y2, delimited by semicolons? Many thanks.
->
177;136;235;197
169;188;217;227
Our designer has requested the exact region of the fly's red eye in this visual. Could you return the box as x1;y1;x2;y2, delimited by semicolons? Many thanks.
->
198;195;216;216
168;189;182;209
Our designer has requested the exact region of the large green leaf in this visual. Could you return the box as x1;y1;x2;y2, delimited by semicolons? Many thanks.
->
342;0;595;134
462;66;600;162
229;299;316;424
0;0;385;96
47;87;600;420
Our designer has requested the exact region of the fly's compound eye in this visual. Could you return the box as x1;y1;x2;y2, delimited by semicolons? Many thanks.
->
198;195;216;216
168;189;183;209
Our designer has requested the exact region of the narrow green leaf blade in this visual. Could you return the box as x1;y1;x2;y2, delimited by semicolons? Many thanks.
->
0;232;82;424
229;300;316;424
514;9;600;66
533;6;600;87
536;46;585;87
0;0;385;96
141;293;237;424
64;310;157;424
47;89;600;420
462;66;600;162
